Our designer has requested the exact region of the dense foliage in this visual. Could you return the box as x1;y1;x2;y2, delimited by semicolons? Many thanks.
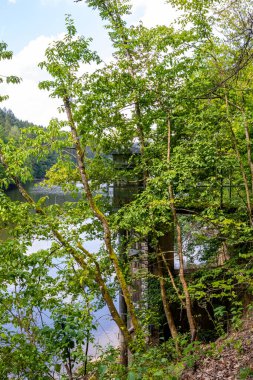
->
0;108;57;180
0;0;253;378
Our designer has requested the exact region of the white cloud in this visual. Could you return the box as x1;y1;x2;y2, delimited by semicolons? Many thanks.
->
0;33;102;126
8;0;16;3
0;34;96;128
0;35;64;126
131;0;178;27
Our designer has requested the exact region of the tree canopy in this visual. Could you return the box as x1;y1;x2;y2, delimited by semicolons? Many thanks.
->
1;0;253;378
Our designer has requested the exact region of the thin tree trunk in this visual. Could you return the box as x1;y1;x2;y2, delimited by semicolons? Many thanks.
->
63;98;142;340
167;115;197;341
160;251;186;309
76;243;134;346
230;126;252;223
119;289;128;367
64;363;73;380
157;254;178;340
241;99;253;195
84;331;90;376
66;348;74;380
168;185;197;341
224;95;253;226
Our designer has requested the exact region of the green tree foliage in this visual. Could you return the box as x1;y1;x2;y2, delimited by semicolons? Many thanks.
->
1;0;253;377
0;108;57;181
0;42;21;103
0;230;96;379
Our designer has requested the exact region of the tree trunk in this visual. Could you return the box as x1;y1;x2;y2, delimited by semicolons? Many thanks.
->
167;115;197;341
160;251;186;309
63;98;143;344
225;95;253;226
119;289;128;367
157;254;178;340
241;99;253;196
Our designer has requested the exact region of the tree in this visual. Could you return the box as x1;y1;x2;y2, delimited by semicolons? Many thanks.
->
1;0;253;377
0;42;21;102
1;15;148;357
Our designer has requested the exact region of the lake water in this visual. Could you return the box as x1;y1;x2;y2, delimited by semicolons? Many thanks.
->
5;182;120;357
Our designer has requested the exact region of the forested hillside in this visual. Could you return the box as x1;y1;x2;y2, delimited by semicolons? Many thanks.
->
0;108;57;180
0;108;32;141
0;0;253;379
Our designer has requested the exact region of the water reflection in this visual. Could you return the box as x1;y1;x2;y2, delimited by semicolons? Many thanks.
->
5;182;119;356
7;182;80;204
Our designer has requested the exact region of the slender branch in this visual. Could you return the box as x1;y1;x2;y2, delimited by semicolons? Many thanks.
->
160;251;186;309
157;253;178;342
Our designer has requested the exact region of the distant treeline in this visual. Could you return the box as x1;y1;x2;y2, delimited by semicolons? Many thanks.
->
0;108;57;180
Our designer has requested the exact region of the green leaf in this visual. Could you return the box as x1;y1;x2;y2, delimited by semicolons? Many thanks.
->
54;363;61;373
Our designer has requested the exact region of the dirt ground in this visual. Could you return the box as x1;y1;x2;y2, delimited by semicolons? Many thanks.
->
181;314;253;380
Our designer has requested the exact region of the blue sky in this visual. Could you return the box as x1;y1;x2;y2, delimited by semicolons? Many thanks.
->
0;0;177;125
0;0;112;55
